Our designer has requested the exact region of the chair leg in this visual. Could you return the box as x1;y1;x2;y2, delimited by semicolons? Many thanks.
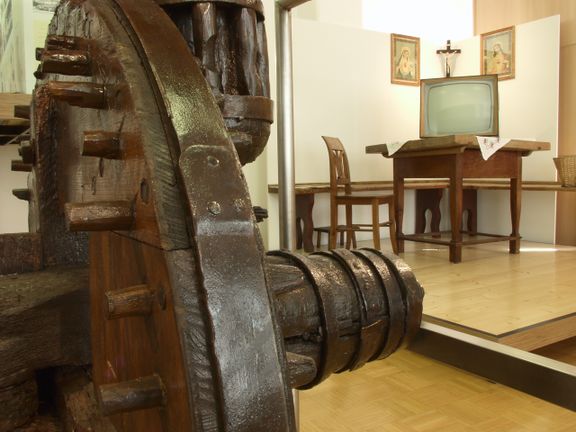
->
316;230;322;248
345;204;354;249
388;201;398;255
329;202;338;249
339;230;345;247
372;201;381;250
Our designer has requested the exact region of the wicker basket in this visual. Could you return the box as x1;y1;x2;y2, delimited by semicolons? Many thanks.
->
554;155;576;187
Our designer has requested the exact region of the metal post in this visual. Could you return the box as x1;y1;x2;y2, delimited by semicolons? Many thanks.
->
275;1;312;428
276;2;296;251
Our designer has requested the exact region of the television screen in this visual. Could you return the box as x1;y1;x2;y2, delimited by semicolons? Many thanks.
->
420;75;499;138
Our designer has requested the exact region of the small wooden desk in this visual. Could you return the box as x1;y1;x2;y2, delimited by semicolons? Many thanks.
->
366;135;551;263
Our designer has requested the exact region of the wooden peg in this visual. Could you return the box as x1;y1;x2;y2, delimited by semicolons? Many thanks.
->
12;189;31;201
64;201;134;232
13;105;31;120
19;141;35;164
106;285;154;319
35;47;45;61
41;50;91;76
33;68;45;80
11;160;32;172
82;131;121;159
286;352;317;388
47;81;107;109
98;375;166;416
46;35;83;50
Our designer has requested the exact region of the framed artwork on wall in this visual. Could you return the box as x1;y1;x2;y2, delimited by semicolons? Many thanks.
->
391;33;420;86
481;26;515;80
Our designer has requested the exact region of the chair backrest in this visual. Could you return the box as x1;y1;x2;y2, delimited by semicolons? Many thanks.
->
322;136;352;195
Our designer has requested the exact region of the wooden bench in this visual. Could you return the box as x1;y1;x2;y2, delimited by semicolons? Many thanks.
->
268;180;575;252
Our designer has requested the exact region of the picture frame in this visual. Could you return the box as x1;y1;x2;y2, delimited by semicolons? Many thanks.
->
481;26;515;81
391;33;420;86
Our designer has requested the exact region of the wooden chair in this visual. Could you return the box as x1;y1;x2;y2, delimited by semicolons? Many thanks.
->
322;136;398;253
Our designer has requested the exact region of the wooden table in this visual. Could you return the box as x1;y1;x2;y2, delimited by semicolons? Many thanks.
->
366;135;551;263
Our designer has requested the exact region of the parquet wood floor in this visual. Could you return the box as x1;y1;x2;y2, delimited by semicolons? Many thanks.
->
299;240;576;430
400;241;576;349
299;350;576;431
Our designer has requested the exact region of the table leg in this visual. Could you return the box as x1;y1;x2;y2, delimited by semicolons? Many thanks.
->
393;169;405;253
295;194;315;253
462;189;478;234
449;161;463;263
510;161;522;253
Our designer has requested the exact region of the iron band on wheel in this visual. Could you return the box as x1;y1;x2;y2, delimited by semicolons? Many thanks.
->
353;249;406;360
318;249;387;371
268;251;342;388
220;95;274;122
370;249;424;348
155;0;265;16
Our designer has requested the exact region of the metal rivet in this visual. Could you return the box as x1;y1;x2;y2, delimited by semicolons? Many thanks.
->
207;156;220;167
208;201;221;215
233;198;245;212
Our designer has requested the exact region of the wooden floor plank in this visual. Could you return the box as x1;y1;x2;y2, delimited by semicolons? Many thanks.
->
300;350;576;431
300;240;576;430
400;241;576;338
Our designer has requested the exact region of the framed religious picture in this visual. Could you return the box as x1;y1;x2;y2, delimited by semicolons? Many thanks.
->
481;26;515;80
391;33;420;86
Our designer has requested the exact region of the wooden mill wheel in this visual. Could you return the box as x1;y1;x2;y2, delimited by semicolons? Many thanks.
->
30;0;295;430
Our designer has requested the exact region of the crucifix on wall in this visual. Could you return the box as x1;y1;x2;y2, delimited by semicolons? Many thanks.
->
436;40;461;77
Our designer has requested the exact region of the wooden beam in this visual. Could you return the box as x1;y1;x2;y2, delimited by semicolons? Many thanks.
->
0;266;90;430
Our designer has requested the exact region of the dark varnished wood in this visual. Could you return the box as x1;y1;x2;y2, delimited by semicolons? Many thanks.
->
0;233;42;275
52;367;117;432
384;141;545;263
46;35;85;50
106;285;154;319
0;379;37;432
18;140;35;164
12;188;31;201
163;0;271;164
41;50;92;76
47;82;107;109
0;267;90;429
11;160;32;172
98;375;166;416
82;132;122;159
65;201;134;232
13;105;31;120
90;232;195;432
366;135;551;157
295;193;314;252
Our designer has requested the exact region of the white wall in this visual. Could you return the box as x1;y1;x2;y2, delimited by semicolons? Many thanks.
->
264;13;560;250
295;0;362;29
474;16;560;242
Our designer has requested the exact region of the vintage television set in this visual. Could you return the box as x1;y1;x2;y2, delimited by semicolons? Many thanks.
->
419;74;499;138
